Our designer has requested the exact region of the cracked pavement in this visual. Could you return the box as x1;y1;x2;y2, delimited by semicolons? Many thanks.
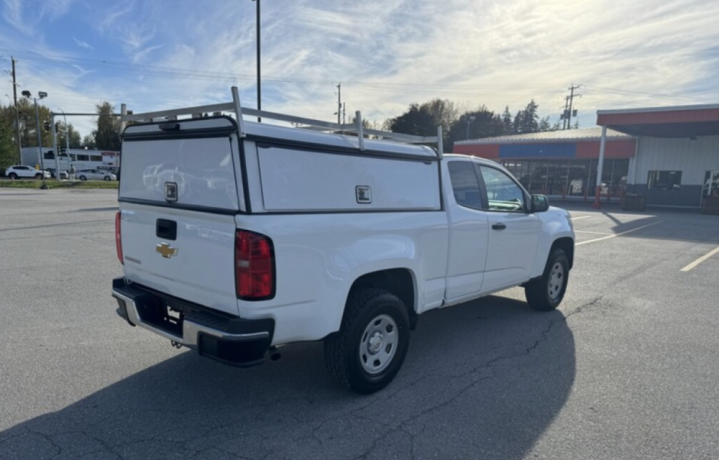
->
2;191;719;459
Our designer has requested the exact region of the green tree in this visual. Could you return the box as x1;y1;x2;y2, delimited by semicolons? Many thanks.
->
93;102;121;150
420;99;458;139
385;103;437;137
445;107;510;151
385;99;458;149
82;134;96;150
0;116;16;173
0;98;53;148
501;106;513;135
539;116;551;132
56;122;83;149
513;100;540;134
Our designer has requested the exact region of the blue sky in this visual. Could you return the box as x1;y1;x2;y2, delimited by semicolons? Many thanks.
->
2;0;718;138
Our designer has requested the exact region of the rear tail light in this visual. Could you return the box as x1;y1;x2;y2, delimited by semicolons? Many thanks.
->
235;230;275;300
115;211;124;264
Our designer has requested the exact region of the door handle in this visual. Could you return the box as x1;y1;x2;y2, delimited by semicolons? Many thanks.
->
492;223;507;230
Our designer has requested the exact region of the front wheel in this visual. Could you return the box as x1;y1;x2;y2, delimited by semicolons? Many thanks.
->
325;288;410;394
104;176;111;181
35;174;42;179
525;248;569;311
79;175;87;181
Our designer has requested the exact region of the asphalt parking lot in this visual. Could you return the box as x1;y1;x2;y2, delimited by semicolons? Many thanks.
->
1;189;718;460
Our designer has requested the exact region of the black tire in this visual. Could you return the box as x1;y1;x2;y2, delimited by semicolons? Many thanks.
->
8;173;17;180
79;175;87;181
104;176;111;181
35;173;42;180
525;248;569;311
325;288;411;394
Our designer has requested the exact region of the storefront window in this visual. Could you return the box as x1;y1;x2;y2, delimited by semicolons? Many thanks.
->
610;160;629;196
545;160;568;196
703;171;719;198
567;160;589;196
528;160;546;194
647;170;682;191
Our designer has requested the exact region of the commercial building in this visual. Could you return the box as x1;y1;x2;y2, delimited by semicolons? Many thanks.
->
454;103;719;209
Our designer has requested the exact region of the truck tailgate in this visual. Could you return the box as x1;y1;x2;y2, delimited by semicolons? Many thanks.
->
120;205;239;316
118;117;244;316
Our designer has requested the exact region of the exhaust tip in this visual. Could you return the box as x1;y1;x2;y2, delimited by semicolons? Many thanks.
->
269;346;281;361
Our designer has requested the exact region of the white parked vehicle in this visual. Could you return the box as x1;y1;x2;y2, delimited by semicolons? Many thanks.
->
5;165;50;180
112;87;575;393
76;169;117;181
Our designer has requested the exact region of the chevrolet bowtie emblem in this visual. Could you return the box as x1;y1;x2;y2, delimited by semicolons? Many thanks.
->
156;242;178;259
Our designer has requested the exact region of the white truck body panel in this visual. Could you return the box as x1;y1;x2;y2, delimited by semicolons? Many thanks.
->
256;144;440;212
233;212;448;344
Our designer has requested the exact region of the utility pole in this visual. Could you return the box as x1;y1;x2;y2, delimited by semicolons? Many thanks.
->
336;83;341;124
561;96;570;130
565;84;582;130
11;57;22;162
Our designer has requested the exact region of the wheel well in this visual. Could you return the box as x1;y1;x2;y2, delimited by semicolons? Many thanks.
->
349;269;418;330
552;237;574;269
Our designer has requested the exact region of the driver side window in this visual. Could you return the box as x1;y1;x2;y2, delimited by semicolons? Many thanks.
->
478;166;526;212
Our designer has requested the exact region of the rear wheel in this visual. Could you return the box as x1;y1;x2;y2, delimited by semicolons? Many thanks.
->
525;248;569;311
325;288;410;394
8;173;17;180
79;175;87;181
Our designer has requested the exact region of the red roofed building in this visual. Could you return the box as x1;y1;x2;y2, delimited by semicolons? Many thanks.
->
454;103;719;209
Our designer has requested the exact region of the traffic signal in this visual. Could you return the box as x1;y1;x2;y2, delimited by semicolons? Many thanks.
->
43;121;50;132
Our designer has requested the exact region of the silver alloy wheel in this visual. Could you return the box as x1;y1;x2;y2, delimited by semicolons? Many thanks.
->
548;262;565;300
359;314;398;375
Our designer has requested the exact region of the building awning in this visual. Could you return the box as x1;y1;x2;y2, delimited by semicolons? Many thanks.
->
597;104;719;138
453;127;634;159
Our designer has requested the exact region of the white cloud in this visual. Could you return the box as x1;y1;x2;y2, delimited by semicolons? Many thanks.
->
72;36;94;51
40;0;76;21
3;0;719;138
2;0;32;35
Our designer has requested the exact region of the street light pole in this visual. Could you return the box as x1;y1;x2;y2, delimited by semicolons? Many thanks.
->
22;90;48;189
59;108;70;167
252;0;261;122
466;115;476;140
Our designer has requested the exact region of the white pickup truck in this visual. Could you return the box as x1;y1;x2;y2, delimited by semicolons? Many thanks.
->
112;88;574;394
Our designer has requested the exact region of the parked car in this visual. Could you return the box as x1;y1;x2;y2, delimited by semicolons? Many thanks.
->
76;169;117;181
5;165;51;180
46;168;69;180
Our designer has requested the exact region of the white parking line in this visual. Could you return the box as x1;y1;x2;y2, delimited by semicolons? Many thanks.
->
680;246;719;272
576;221;663;246
574;230;614;235
571;216;591;221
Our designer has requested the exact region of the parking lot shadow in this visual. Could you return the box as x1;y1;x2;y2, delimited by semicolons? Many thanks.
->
0;296;575;460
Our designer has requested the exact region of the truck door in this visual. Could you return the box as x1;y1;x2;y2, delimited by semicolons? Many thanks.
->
444;160;490;301
476;164;540;292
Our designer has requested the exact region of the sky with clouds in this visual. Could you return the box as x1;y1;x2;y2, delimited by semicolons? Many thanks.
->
1;0;718;139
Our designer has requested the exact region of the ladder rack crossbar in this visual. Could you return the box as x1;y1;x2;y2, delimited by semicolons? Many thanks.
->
121;87;441;148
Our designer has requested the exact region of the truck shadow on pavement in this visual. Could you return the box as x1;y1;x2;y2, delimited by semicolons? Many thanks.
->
0;296;575;460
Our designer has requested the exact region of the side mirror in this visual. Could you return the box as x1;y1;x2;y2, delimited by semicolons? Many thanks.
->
531;194;550;213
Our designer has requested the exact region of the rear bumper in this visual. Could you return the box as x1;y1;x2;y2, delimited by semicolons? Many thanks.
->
112;277;274;367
